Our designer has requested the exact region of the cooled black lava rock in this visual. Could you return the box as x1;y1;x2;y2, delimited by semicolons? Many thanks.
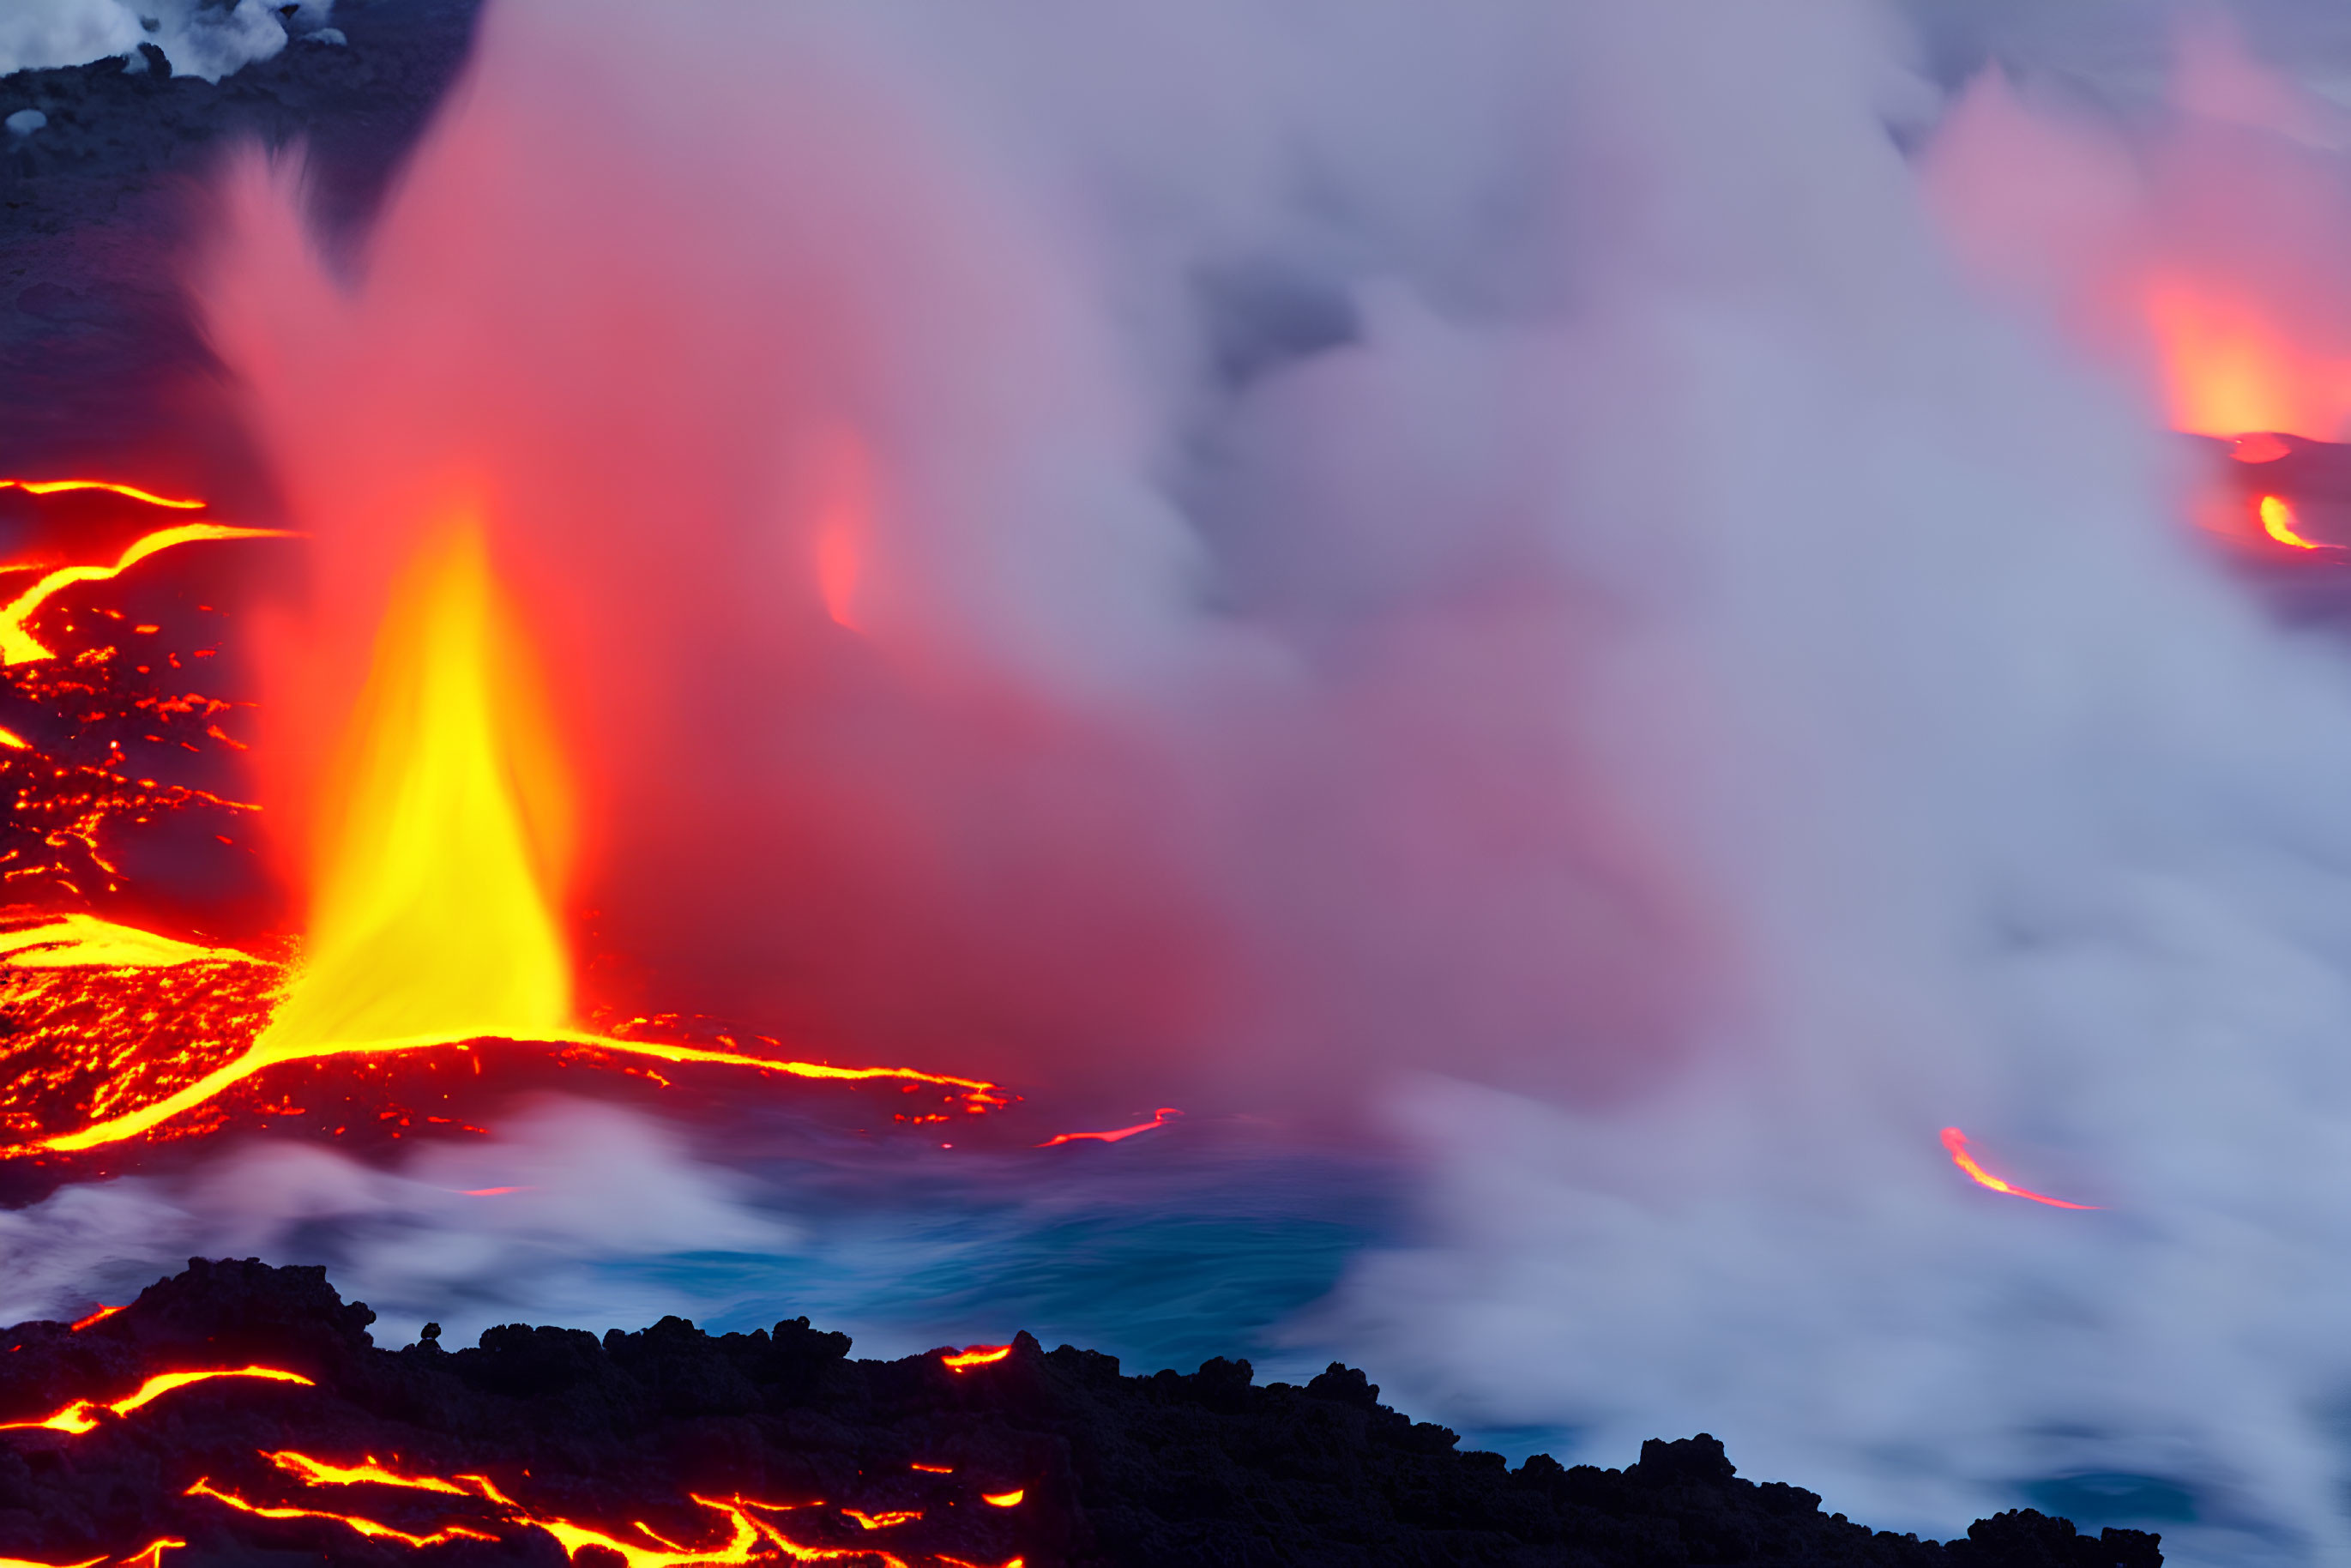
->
0;0;483;483
0;1258;2160;1567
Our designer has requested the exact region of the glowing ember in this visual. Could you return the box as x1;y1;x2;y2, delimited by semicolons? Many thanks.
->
979;1493;1023;1509
66;1304;124;1332
0;524;294;666
2258;494;2323;550
0;479;204;510
940;1346;1012;1372
1940;1126;2099;1210
0;1366;313;1433
1036;1107;1181;1147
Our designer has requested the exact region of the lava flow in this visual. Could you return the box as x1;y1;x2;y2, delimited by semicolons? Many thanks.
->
0;523;293;666
1035;1107;1181;1147
1940;1126;2099;1210
2257;493;2322;550
183;1452;1026;1568
0;479;203;510
0;1366;312;1433
0;509;1009;1162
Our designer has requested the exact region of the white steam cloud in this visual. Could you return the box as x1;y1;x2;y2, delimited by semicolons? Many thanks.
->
166;0;2351;1562
0;1098;796;1341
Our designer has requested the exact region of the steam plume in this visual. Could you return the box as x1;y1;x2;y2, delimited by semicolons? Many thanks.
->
189;0;2351;1560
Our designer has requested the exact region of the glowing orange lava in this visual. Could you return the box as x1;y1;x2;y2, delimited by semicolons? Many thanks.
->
842;1511;922;1530
1940;1126;2099;1210
0;1554;102;1568
263;1450;473;1495
66;1304;124;1332
1036;1107;1181;1147
116;1543;182;1568
0;524;295;666
185;1478;499;1548
261;516;575;1063
908;1465;953;1475
2258;494;2322;549
0;1367;313;1434
0;479;204;510
979;1493;1023;1510
939;1346;1012;1372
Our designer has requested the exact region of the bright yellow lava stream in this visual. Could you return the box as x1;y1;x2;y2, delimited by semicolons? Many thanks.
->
0;524;295;666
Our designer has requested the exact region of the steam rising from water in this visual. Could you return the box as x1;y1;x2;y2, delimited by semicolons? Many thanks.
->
178;0;2351;1560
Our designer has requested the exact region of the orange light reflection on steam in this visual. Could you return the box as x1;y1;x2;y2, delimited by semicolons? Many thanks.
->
2145;274;2351;439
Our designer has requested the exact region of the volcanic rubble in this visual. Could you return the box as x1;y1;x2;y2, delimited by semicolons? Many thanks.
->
0;1257;2159;1567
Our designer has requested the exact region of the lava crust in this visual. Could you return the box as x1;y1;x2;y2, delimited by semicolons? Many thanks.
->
0;1258;2160;1567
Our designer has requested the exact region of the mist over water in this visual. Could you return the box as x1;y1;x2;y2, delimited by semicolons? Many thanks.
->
130;0;2351;1561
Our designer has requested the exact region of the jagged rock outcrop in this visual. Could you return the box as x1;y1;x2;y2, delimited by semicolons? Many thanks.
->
0;1258;2159;1567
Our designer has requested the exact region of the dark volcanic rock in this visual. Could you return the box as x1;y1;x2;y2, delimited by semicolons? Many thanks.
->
0;0;483;490
0;1259;2161;1567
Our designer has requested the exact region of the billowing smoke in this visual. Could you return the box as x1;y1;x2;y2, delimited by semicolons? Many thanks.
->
0;0;333;81
188;0;2351;1560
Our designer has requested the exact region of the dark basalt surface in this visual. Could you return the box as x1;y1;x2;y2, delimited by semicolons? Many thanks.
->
0;1258;2160;1567
0;0;484;491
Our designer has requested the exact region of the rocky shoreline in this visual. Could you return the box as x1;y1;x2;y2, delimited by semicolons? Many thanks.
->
0;1258;2160;1566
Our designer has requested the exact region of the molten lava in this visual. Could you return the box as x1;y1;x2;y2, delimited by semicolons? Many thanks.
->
185;1478;500;1548
939;1346;1012;1372
0;1366;313;1433
262;518;574;1058
1036;1107;1181;1147
0;479;204;510
0;524;294;666
180;1451;1021;1568
66;1304;124;1332
1940;1126;2099;1210
2258;493;2322;549
0;514;1008;1159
